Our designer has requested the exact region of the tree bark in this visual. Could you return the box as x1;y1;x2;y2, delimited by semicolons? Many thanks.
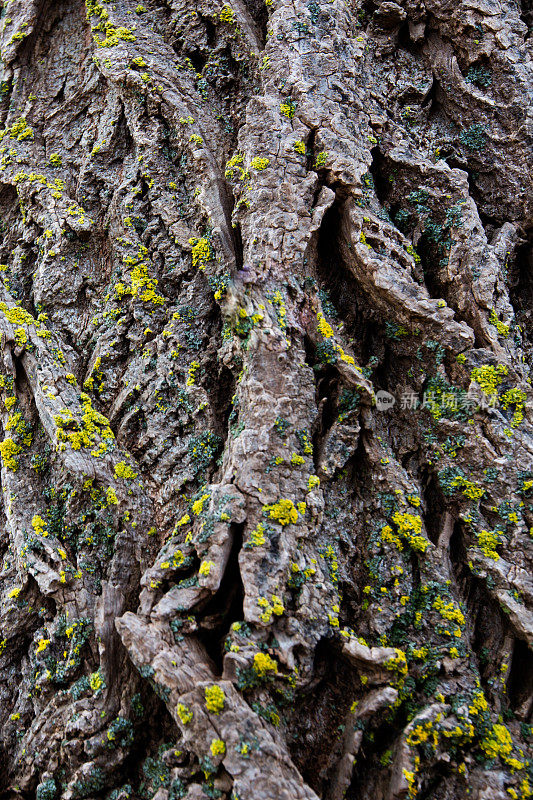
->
0;0;531;798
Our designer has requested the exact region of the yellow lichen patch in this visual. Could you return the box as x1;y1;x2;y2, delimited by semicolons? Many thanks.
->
433;596;465;627
263;498;298;526
204;684;225;714
250;156;270;170
268;290;286;331
489;308;510;338
391;511;428;553
280;101;295;119
54;394;115;456
248;522;266;546
450;475;484;501
114;248;164;308
500;387;527;428
468;690;488;716
224;153;244;179
89;671;104;691
0;438;21;471
106;487;118;505
385;648;408;677
189;238;212;270
406;720;438;750
210;738;226;756
480;723;513;760
13;327;27;347
129;259;164;305
403;768;417;799
199;560;214;577
85;1;137;48
307;474;320;490
114;461;137;480
177;703;193;724
219;4;235;23
186;361;200;386
381;524;403;551
0;117;34;142
0;302;40;329
476;528;503;560
192;493;210;515
257;594;285;623
32;515;48;537
317;312;334;338
253;651;278;676
470;364;507;396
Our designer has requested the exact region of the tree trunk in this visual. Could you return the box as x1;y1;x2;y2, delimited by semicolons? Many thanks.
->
0;0;531;798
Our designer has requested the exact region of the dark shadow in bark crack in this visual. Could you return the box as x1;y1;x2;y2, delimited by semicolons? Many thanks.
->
420;471;446;546
448;521;516;709
197;522;245;676
520;0;532;38
241;0;268;47
287;637;358;796
507;636;533;722
509;227;533;343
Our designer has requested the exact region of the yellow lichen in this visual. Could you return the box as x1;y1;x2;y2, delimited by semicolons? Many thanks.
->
199;560;214;577
114;461;137;480
189;238;212;270
0;438;21;471
470;364;507;396
177;703;193;724
204;684;225;714
210;738;226;756
253;651;278;676
263;498;298;526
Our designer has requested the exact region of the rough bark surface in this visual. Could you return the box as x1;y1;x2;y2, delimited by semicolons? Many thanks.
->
0;0;531;798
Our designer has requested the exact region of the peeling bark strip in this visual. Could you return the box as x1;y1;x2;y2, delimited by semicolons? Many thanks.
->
0;0;531;797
